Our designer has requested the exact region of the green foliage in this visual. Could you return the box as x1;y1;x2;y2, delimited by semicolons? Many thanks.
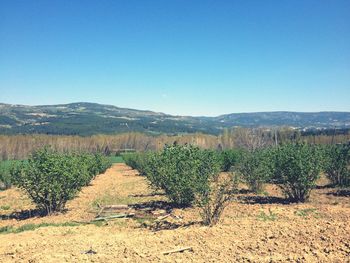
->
323;144;350;187
122;152;151;175
0;160;20;190
0;162;12;190
274;143;323;202
294;208;320;218
0;205;10;210
87;153;112;178
257;209;277;221
107;156;124;164
11;147;111;215
146;144;221;207
235;149;274;193
218;149;243;172
146;144;233;225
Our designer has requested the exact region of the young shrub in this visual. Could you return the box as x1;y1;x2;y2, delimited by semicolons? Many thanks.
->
146;144;221;207
219;149;243;172
195;170;238;226
274;143;323;202
323;144;350;187
235;149;273;193
10;147;101;215
147;144;236;225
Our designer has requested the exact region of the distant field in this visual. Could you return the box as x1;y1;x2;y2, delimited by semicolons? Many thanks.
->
107;156;124;164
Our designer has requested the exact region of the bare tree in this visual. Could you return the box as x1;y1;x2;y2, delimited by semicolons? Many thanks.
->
232;127;271;151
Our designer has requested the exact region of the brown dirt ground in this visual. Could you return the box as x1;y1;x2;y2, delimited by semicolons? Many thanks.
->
0;163;349;262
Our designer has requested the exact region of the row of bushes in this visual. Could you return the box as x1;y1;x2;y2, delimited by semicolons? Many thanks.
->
237;143;350;200
10;147;111;215
322;144;350;186
122;152;150;175
122;148;243;175
124;143;349;225
236;144;324;202
123;145;237;225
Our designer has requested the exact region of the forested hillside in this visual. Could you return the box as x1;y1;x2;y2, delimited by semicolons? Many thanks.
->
1;102;349;136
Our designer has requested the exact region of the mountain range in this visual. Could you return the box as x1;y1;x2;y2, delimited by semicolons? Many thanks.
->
0;102;349;136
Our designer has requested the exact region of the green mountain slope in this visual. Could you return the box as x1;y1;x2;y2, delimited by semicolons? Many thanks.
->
0;102;349;135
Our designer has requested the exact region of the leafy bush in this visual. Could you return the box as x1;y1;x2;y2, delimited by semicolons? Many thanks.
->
11;147;111;215
146;144;221;207
86;153;111;178
274;143;323;202
323;144;350;187
235;149;273;193
0;161;13;190
122;152;150;175
218;149;243;172
0;160;22;190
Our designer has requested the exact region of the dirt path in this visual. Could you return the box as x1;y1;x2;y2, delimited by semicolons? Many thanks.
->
0;164;350;262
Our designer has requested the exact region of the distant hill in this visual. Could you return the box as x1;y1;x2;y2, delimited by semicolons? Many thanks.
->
0;102;349;135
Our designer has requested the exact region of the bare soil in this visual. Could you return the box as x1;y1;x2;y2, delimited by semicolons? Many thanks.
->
0;163;349;262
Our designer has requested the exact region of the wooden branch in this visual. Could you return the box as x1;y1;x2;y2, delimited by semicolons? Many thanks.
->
156;214;170;221
162;247;193;255
93;213;135;221
102;205;129;209
97;207;104;217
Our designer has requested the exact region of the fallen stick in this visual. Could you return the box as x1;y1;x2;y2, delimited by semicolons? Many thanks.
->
93;213;135;221
96;206;104;217
162;247;193;255
103;205;129;209
156;214;171;221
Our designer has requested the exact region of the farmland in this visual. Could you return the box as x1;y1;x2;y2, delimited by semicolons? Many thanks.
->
2;0;350;262
0;147;349;262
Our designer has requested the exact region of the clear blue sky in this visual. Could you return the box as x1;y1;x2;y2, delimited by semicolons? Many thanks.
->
0;0;349;116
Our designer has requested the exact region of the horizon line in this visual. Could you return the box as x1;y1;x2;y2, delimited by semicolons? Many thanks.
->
1;101;350;118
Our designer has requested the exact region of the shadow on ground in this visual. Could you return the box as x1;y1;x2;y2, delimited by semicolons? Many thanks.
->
128;192;165;198
148;220;199;232
237;195;292;205
0;208;67;221
130;200;177;214
326;189;350;197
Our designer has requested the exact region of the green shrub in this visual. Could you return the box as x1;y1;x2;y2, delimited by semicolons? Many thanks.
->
0;160;21;190
122;152;150;175
323;144;350;187
235;149;273;193
11;147;111;215
218;149;243;172
89;153;111;176
0;162;12;190
274;143;323;202
146;144;238;225
146;144;221;207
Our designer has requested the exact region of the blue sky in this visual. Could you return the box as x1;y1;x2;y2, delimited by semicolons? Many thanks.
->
0;0;349;116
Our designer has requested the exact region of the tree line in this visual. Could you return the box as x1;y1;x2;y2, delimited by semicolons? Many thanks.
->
0;128;349;160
